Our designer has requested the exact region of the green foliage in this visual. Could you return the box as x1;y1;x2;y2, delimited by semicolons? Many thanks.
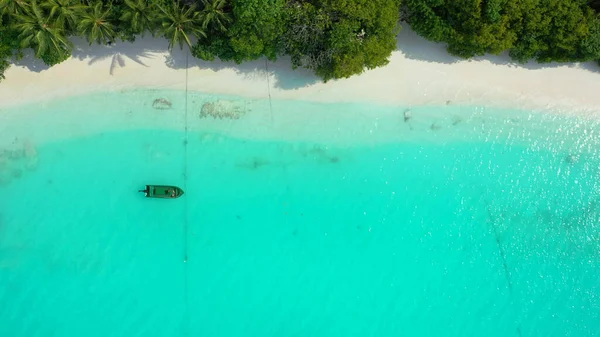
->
11;0;73;65
77;1;116;45
581;14;600;60
484;0;503;23
198;0;231;32
508;0;594;63
404;0;600;64
0;0;29;16
225;0;285;62
192;0;401;81
402;0;449;42
157;0;205;50
191;35;234;61
404;0;517;58
3;0;600;83
0;20;20;80
280;2;331;70
119;0;159;38
281;0;401;81
42;0;86;33
39;43;71;65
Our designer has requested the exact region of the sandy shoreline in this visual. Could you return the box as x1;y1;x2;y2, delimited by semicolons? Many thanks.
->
1;25;600;154
1;26;600;114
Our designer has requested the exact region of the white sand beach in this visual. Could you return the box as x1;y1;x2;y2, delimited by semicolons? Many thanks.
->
1;26;600;114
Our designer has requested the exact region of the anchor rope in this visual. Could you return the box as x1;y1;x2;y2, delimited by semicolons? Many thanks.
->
484;199;521;337
182;52;190;336
265;59;274;125
183;56;189;263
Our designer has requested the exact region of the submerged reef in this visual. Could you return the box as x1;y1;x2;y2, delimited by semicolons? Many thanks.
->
484;191;600;261
403;109;412;122
199;100;247;120
235;157;270;170
152;98;172;110
564;154;579;164
0;139;38;186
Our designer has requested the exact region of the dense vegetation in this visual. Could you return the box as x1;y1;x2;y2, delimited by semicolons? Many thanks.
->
0;0;600;82
402;0;600;63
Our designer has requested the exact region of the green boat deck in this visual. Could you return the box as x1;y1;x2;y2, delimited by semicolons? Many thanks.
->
139;185;184;199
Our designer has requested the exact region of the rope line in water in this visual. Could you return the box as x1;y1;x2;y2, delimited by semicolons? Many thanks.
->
484;200;522;337
183;55;189;263
265;59;274;125
182;52;190;337
486;205;513;291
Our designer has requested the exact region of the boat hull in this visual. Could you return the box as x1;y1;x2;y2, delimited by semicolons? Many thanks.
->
140;185;184;199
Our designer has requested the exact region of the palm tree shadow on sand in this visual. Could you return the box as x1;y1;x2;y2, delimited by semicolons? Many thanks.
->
12;35;321;89
12;37;160;75
70;37;156;74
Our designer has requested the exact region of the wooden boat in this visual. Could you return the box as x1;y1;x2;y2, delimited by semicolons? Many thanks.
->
139;185;184;199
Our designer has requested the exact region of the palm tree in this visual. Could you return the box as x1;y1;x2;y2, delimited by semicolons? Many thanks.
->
0;0;28;16
119;0;158;37
12;0;71;60
77;1;116;45
199;0;231;32
156;1;205;50
42;0;86;33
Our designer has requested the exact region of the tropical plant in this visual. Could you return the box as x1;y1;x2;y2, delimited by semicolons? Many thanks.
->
199;0;231;32
11;0;72;65
77;1;116;45
507;0;594;63
119;0;158;36
280;0;400;81
403;0;516;59
280;1;331;70
223;0;286;62
581;14;600;60
156;0;205;50
42;0;86;33
0;0;28;16
0;24;19;80
3;0;600;83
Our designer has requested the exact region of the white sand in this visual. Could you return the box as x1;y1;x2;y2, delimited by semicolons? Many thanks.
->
1;25;600;148
2;26;600;112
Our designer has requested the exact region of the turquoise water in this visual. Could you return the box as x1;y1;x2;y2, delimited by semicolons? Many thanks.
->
1;90;600;336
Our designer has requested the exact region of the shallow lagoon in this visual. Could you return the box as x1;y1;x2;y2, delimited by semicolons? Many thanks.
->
0;89;599;336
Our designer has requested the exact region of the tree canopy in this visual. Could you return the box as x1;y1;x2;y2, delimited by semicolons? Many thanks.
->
402;0;600;63
1;0;600;83
280;0;401;80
